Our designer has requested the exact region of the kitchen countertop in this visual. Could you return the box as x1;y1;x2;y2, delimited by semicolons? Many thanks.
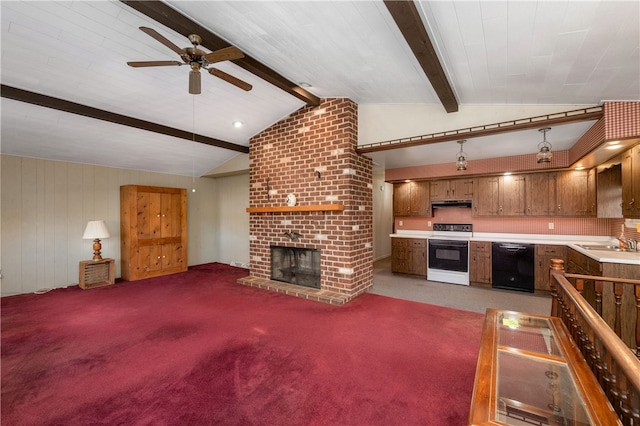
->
390;230;640;266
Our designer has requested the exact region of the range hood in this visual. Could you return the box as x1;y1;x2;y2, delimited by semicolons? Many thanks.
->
431;200;472;208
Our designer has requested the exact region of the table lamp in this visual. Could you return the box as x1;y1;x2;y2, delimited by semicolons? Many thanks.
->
83;220;110;260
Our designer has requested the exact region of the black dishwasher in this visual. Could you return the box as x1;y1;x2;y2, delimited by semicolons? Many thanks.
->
491;242;535;292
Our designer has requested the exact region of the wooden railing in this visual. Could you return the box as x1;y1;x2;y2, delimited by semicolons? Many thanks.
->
549;259;640;425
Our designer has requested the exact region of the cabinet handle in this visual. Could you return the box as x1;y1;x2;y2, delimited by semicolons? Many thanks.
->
157;214;161;217
557;205;561;212
499;207;503;214
630;198;635;206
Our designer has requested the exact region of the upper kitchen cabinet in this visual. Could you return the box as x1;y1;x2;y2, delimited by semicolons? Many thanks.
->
473;176;501;216
621;144;640;218
393;181;430;217
526;172;557;216
473;175;526;216
556;170;596;217
501;175;527;216
430;179;473;200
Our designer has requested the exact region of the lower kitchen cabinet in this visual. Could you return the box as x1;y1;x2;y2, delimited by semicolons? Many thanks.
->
391;238;427;276
470;241;492;287
534;244;566;293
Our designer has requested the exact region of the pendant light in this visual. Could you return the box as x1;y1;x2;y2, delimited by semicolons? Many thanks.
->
456;140;468;171
536;127;553;163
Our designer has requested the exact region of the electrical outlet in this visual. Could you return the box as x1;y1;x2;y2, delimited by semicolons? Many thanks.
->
428;221;432;227
548;222;554;230
399;220;403;226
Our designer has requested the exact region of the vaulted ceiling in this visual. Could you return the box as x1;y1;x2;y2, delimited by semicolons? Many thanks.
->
1;1;638;176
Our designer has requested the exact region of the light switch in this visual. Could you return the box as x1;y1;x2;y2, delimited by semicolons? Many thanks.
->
548;222;554;230
399;220;403;226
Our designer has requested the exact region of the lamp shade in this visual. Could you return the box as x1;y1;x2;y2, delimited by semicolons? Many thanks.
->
83;220;110;240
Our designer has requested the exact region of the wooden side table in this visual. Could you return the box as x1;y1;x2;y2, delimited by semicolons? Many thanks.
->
79;258;115;289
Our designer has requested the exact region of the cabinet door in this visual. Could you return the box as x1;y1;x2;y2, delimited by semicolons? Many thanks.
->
450;179;473;199
161;193;182;238
408;240;427;275
393;183;411;217
527;173;556;216
409;181;431;216
621;145;640;218
136;191;161;239
430;180;448;200
534;245;566;293
136;244;162;277
474;177;500;216
621;148;633;216
556;170;591;216
633;145;640;217
587;170;597;216
391;239;409;273
162;243;185;271
501;175;527;216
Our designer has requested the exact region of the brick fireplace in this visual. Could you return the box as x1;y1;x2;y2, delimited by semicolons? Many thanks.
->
237;98;373;304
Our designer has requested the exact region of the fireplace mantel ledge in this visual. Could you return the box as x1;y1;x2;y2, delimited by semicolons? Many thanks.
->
246;204;345;213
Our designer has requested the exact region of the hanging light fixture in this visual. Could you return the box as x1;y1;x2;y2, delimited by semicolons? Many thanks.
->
455;140;468;171
536;127;553;163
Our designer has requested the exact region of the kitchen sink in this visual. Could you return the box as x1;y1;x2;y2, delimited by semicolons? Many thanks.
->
575;244;636;253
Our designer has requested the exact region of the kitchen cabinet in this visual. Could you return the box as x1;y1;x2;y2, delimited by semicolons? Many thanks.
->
473;176;501;216
556;170;597;216
393;181;430;217
430;179;473;200
120;185;188;281
469;241;492;287
526;172;556;216
474;175;526;216
566;247;602;276
621;144;640;218
534;244;566;293
391;238;426;276
501;175;527;216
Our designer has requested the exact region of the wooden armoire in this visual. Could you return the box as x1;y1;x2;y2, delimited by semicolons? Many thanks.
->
120;185;187;281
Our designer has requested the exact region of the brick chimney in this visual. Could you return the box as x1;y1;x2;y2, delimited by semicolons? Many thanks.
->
238;98;373;304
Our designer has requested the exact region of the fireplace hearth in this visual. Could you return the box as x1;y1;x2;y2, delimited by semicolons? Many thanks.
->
271;246;321;289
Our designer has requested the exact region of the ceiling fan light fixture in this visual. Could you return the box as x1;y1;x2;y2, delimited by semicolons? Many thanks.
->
455;139;468;171
536;127;553;163
189;68;201;95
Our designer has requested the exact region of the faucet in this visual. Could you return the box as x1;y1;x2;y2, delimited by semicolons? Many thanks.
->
627;239;638;251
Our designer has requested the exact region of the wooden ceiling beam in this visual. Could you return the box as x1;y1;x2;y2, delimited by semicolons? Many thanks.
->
121;0;320;107
1;85;249;153
384;0;458;113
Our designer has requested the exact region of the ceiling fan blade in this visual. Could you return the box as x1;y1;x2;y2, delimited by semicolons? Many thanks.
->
189;70;201;94
204;46;245;64
208;68;253;92
127;61;182;68
139;26;185;57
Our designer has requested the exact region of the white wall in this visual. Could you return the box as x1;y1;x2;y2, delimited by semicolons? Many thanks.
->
211;173;250;266
0;155;218;296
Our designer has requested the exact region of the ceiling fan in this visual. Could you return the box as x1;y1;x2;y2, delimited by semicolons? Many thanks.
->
127;27;253;95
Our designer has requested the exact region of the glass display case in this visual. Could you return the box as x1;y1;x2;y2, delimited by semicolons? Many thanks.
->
468;309;620;425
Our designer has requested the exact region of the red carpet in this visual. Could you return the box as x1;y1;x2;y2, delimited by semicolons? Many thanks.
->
1;263;483;425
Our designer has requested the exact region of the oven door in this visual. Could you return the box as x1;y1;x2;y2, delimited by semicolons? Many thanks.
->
428;239;469;272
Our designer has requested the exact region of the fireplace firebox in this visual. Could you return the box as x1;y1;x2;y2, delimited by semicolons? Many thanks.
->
270;246;321;289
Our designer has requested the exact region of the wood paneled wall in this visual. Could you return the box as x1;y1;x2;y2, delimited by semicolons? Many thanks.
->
0;155;221;296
